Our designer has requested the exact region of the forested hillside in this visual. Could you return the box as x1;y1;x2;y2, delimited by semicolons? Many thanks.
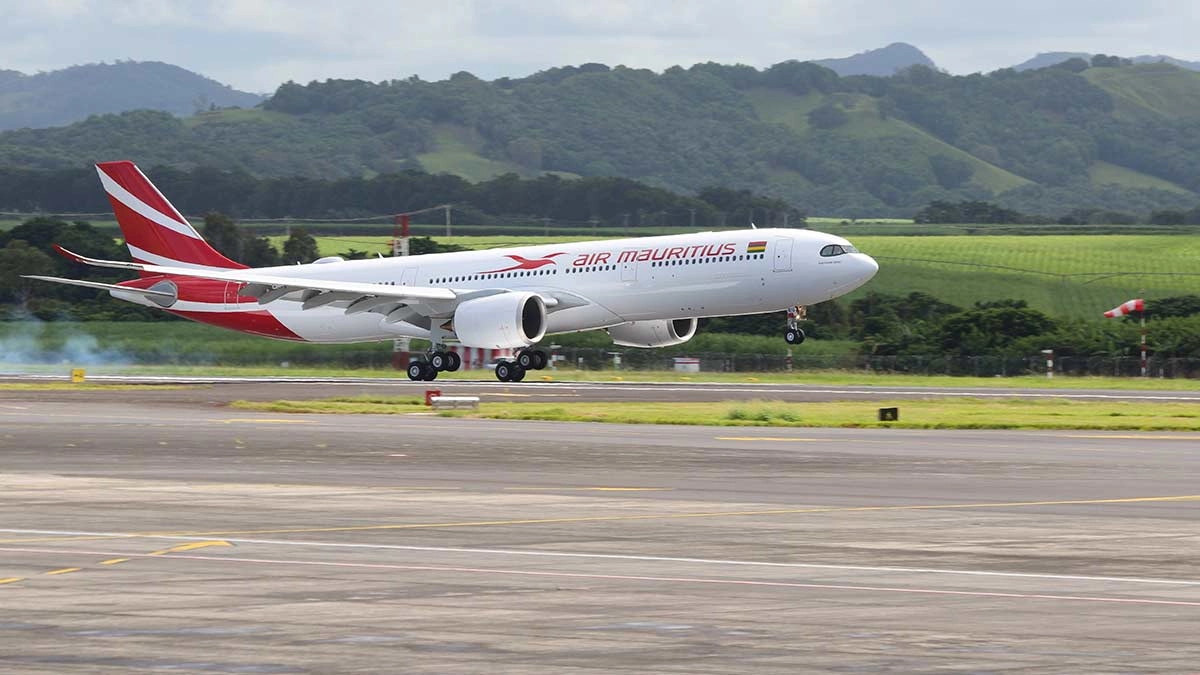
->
3;58;1200;217
0;61;263;131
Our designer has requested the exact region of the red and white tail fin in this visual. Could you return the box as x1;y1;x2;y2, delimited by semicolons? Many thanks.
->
96;161;245;271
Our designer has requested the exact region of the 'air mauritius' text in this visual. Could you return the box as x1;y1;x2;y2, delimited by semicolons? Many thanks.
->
574;242;737;267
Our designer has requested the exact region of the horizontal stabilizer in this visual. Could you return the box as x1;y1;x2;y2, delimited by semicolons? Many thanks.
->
21;275;176;298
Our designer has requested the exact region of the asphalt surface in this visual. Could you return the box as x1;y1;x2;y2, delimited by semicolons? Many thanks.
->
1;393;1199;672
5;373;1200;405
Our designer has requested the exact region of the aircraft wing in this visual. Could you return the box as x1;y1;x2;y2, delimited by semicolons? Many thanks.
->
47;246;566;322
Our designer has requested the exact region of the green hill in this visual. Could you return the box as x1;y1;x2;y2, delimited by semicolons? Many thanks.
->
4;59;1200;217
0;61;263;131
746;88;1031;195
1084;62;1200;120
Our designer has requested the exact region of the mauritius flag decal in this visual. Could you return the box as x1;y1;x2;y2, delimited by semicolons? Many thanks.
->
747;240;767;254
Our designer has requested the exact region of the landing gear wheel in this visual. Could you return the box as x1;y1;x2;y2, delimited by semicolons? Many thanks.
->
531;350;548;370
785;328;806;345
495;361;514;382
429;351;449;371
423;367;438;381
516;350;536;370
445;351;462;372
495;361;527;383
407;361;429;381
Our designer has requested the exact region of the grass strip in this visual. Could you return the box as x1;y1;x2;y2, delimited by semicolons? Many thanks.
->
231;397;1200;431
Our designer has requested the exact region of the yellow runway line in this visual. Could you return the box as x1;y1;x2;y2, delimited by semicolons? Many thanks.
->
44;567;81;575
100;558;129;565
0;577;23;584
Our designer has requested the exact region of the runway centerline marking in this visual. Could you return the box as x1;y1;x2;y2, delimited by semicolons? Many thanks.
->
0;546;1197;609
1;494;1196;542
217;418;315;425
502;487;669;492
717;437;826;442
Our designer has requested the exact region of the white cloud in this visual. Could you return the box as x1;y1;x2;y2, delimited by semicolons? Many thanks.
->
0;0;1197;91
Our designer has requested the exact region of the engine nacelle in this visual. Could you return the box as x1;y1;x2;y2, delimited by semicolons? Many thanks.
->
607;318;698;348
453;292;547;349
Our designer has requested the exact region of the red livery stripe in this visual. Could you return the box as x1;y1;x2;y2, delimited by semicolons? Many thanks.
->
170;309;304;341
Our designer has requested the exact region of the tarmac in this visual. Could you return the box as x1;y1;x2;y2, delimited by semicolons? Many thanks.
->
1;385;1199;672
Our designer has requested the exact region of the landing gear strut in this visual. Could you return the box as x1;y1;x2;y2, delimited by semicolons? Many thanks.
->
785;305;807;345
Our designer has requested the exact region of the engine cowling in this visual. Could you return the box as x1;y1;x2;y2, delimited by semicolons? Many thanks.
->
453;292;547;349
607;318;698;348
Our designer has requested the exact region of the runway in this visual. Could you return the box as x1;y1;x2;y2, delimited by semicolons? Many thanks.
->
1;396;1199;672
5;373;1200;404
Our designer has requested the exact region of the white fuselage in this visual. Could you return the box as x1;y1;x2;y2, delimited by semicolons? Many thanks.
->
118;228;877;344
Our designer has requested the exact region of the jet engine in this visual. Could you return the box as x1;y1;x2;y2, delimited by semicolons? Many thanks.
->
607;318;698;348
453;292;547;349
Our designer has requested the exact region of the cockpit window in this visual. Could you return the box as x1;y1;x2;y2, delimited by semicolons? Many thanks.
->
820;244;847;257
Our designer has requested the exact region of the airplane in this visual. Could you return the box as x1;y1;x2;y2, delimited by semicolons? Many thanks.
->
26;161;879;382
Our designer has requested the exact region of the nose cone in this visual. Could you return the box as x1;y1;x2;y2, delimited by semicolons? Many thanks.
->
860;253;879;281
829;253;879;297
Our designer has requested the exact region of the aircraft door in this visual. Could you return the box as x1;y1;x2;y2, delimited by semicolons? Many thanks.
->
773;237;793;272
400;268;417;286
620;250;638;282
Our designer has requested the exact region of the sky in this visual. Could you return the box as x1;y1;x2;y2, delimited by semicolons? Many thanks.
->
3;0;1198;93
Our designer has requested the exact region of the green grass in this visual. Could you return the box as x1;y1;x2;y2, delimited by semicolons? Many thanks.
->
184;108;292;128
415;124;583;183
1089;160;1190;194
745;88;1031;194
1086;63;1200;121
232;396;1200;431
849;234;1200;319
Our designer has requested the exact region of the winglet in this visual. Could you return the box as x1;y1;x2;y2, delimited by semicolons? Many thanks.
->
52;244;87;264
51;244;144;271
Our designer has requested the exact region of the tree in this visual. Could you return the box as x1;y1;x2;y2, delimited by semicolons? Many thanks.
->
807;104;849;130
928;155;973;189
0;240;54;306
1150;209;1187;226
282;228;320;264
202;212;244;261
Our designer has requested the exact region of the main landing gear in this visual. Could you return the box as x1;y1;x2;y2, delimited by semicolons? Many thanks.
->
406;348;462;381
495;348;548;382
785;305;807;345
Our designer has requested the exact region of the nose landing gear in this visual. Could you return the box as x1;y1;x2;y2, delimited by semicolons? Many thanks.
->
785;305;807;345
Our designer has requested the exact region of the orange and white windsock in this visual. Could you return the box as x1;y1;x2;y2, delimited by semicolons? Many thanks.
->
1103;298;1144;318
